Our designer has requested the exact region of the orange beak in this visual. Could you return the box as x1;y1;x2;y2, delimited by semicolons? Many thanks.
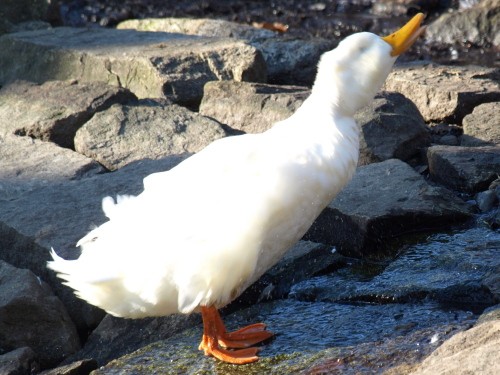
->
382;13;426;56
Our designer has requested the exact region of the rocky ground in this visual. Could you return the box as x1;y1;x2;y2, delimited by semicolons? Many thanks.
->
0;0;499;374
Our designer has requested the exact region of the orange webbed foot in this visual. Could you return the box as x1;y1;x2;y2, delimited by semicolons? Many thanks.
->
199;306;274;364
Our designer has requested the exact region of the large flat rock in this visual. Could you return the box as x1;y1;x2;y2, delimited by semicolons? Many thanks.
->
74;100;226;170
0;80;136;148
305;159;472;257
384;63;500;123
117;17;335;86
0;134;104;200
0;27;266;106
427;145;500;194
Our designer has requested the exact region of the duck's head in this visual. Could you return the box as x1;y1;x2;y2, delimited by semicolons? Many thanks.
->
312;13;426;116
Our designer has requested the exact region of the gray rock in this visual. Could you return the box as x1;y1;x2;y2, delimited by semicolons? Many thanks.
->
117;17;335;86
305;159;472;257
117;17;277;40
462;102;500;146
199;81;309;133
427;145;500;193
409;320;500;375
384;63;500;123
0;347;39;375
0;261;80;368
0;27;266;107
355;92;430;165
74;101;226;170
0;134;104;200
425;1;500;48
0;0;49;25
0;80;136;148
253;37;335;86
39;359;98;375
476;190;498;212
0;156;187;333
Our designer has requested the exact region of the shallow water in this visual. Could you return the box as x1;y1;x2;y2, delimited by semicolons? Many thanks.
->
291;224;500;313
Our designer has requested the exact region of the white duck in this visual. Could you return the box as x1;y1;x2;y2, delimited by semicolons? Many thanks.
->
49;14;426;364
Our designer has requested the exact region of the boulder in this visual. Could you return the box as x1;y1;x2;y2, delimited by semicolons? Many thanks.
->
0;80;136;149
427;145;500;193
384;63;500;123
305;159;472;257
0;156;187;333
0;27;266;107
425;1;500;48
117;17;335;86
0;261;80;368
0;134;104;200
355;92;430;165
199;81;309;133
0;347;39;375
409;320;500;375
461;102;500;146
74;100;226;170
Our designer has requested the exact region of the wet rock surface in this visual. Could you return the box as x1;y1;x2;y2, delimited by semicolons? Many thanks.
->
0;1;498;374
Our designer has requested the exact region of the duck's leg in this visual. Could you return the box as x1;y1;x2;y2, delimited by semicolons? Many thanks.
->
198;306;274;364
